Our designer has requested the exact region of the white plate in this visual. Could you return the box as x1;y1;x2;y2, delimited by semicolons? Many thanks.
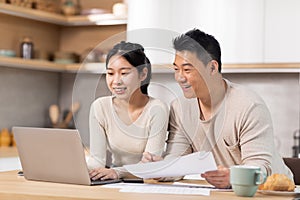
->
258;187;300;196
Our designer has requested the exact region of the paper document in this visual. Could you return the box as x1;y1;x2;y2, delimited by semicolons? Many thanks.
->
119;184;211;196
124;151;217;179
183;174;205;180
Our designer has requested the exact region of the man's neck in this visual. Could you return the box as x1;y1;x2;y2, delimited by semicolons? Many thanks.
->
198;79;227;120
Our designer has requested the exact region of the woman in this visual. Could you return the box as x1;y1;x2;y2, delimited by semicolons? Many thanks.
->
88;41;169;180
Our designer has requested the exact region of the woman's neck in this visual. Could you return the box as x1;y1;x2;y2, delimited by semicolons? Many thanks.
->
113;91;149;125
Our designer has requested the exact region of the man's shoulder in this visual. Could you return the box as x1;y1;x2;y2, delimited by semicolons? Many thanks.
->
226;80;266;105
170;97;197;109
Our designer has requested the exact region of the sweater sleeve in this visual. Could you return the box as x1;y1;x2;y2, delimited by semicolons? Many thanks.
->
239;102;274;176
164;100;193;160
143;101;169;157
87;100;107;170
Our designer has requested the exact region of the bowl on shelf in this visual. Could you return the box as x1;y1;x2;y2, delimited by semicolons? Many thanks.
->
0;49;16;57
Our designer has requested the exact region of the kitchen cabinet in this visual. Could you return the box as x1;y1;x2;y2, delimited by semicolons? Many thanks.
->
264;0;300;63
127;0;265;64
0;2;126;139
0;3;127;72
127;0;300;68
1;2;300;73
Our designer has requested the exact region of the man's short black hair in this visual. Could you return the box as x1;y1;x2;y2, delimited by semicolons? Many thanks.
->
173;29;222;72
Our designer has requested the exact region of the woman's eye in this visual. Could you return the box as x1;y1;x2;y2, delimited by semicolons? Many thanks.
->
121;71;130;75
107;72;113;75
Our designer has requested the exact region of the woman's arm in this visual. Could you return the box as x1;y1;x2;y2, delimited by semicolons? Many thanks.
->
87;100;108;170
164;100;193;159
143;101;169;156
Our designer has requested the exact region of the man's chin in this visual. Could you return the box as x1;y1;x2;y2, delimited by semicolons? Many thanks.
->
183;93;196;99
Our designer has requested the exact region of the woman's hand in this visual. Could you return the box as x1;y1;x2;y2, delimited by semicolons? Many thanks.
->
141;152;163;163
89;168;118;180
201;165;231;189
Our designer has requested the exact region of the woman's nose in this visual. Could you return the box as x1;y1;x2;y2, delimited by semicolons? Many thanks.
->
113;74;122;85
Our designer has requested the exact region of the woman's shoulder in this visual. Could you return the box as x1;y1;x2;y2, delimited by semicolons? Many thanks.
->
91;96;112;110
93;96;112;103
148;97;169;110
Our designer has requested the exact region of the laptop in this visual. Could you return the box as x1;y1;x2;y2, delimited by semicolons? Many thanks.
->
12;126;122;186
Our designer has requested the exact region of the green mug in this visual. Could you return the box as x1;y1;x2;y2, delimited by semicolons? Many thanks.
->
230;165;266;197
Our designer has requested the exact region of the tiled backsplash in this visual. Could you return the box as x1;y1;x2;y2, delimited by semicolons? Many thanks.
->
60;72;300;157
0;67;298;157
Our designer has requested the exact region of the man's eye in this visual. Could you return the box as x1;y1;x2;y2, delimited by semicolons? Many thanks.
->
184;67;193;72
107;72;113;75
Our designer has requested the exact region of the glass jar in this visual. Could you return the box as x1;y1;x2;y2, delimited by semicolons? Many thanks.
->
20;37;34;59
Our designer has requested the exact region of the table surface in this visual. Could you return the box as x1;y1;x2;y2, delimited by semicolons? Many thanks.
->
0;170;298;200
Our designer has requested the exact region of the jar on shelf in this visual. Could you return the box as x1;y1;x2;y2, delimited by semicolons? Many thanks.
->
0;128;12;147
61;0;81;16
20;36;34;59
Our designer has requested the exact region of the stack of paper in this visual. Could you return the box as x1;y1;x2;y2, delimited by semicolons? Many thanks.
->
124;151;217;179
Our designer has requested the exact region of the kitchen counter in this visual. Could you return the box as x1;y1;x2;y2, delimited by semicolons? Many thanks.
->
0;147;18;158
0;170;297;200
0;147;21;172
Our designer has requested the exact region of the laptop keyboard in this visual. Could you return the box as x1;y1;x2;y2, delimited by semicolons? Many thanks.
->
90;178;122;185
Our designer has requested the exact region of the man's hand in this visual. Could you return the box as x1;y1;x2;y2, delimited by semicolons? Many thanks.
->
141;152;163;163
201;165;231;189
89;168;118;180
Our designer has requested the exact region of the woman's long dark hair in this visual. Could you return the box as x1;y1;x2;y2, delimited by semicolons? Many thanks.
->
106;41;152;95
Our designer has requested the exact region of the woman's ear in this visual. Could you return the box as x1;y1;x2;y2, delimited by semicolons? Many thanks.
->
140;67;148;81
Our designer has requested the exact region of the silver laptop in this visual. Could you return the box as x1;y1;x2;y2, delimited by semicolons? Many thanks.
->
13;126;121;186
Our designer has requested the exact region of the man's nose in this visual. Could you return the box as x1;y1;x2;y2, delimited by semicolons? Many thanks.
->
176;71;186;82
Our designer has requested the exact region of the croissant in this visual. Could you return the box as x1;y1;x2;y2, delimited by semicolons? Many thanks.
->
259;174;295;191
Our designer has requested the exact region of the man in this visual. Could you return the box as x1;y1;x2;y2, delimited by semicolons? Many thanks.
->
143;28;293;188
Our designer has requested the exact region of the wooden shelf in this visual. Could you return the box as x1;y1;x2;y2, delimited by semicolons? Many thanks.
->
222;63;300;73
1;57;300;74
0;3;127;26
0;56;65;72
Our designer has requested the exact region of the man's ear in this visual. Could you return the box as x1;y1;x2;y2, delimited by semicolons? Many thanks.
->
210;60;218;75
140;67;148;81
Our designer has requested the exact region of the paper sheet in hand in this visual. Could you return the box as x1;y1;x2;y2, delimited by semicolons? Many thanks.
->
124;151;217;179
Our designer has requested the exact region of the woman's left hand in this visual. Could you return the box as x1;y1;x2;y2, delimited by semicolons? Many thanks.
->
89;168;118;180
201;165;231;189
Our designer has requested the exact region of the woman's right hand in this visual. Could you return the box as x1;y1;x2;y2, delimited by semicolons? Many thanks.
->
141;152;163;163
89;168;118;180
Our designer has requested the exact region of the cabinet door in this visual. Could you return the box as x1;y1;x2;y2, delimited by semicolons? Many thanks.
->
127;0;264;64
206;0;264;64
264;0;300;62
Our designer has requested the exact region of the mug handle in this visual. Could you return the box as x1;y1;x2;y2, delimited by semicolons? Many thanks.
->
255;171;266;185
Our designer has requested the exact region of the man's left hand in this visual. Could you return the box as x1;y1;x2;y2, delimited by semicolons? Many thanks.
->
201;165;230;189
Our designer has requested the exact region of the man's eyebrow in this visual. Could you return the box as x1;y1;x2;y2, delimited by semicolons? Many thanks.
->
173;62;193;67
